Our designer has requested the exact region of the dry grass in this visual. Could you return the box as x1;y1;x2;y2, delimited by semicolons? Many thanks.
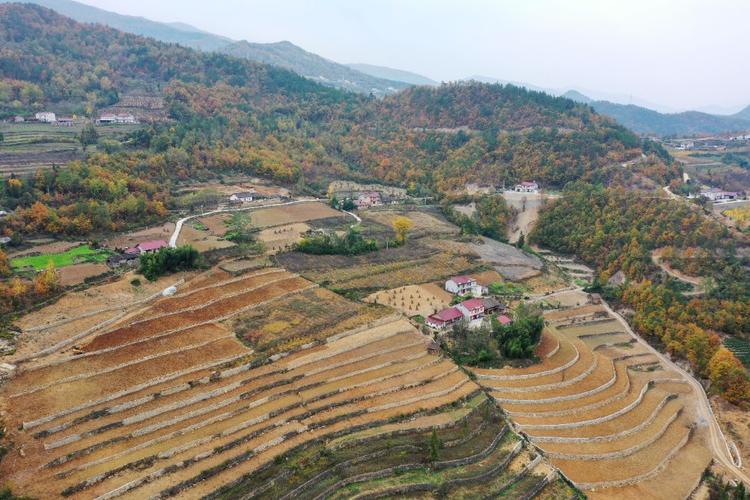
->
364;283;453;317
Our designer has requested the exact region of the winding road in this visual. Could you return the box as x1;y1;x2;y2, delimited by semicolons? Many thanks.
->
602;301;748;485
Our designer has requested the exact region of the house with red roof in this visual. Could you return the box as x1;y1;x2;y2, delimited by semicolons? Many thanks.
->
426;307;463;330
456;298;485;321
135;239;168;254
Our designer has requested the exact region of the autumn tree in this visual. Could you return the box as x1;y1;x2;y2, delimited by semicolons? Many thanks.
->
79;123;99;151
34;261;60;295
393;216;413;245
708;348;750;406
0;248;10;277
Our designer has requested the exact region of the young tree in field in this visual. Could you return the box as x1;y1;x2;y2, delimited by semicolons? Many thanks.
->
429;428;442;461
393;216;413;245
79;123;99;151
34;261;60;295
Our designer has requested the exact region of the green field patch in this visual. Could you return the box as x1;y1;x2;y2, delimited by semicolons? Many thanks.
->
11;245;112;271
724;337;750;369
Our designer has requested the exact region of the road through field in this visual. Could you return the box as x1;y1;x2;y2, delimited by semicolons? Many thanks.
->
169;198;360;248
601;301;749;486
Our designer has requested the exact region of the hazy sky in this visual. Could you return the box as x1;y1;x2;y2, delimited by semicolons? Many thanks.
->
79;0;749;113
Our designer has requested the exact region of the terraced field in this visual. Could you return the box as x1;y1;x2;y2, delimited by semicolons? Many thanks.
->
475;296;710;498
0;266;577;499
470;295;712;499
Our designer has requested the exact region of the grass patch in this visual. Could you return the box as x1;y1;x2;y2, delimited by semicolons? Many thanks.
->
11;245;111;271
724;337;750;369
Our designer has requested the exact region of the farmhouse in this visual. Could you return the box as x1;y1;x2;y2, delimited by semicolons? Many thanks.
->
13;116;24;123
456;298;485;321
229;191;257;203
514;181;539;193
482;296;505;314
354;191;382;209
56;117;75;127
0;237;10;246
426;307;463;329
445;275;486;297
700;188;738;201
99;113;137;124
35;111;56;123
107;252;139;268
126;239;168;255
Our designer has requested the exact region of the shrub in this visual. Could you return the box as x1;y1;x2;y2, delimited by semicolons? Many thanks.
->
295;226;377;256
139;245;200;281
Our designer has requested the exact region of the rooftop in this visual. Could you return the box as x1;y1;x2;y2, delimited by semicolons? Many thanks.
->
450;275;475;285
429;307;463;322
460;298;485;310
137;239;168;251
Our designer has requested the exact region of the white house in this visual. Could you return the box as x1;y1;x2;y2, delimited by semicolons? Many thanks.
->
700;188;738;202
229;191;256;203
445;276;487;297
514;181;539;193
99;113;137;124
35;112;56;123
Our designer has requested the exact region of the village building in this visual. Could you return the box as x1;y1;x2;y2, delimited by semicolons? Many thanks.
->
56;117;75;127
125;239;168;255
514;181;539;193
229;191;257;203
98;113;137;124
587;293;602;305
699;188;738;202
0;236;10;246
445;276;486;297
107;252;139;268
426;307;463;330
456;298;485;322
35;112;56;123
482;296;504;314
354;191;382;209
13;116;25;123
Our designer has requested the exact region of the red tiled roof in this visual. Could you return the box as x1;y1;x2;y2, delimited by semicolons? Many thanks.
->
460;298;485;310
497;314;512;325
428;307;463;323
137;240;168;251
450;275;474;285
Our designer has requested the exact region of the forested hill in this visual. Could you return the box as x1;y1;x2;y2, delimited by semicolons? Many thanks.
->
0;3;678;220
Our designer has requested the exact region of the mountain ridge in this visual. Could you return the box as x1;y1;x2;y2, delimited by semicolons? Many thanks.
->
219;40;411;97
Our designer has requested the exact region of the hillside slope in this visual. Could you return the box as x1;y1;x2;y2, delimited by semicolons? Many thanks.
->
220;40;411;97
0;0;233;50
0;3;678;220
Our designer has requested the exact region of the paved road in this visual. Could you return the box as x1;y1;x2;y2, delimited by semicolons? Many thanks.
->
601;301;748;486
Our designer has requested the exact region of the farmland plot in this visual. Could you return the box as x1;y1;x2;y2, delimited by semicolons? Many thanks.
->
1;264;582;500
469;303;711;499
364;283;453;318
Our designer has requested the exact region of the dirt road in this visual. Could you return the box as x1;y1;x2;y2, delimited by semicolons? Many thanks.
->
601;301;749;486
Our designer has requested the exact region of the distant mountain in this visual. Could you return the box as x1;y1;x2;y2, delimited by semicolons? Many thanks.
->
220;40;411;97
586;100;750;136
0;0;233;51
734;105;750;121
561;90;592;104
346;64;437;86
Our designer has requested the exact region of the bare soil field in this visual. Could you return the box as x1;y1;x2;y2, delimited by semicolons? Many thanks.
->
57;262;110;287
8;271;187;363
176;225;235;252
257;222;311;254
8;240;83;258
361;208;459;238
250;201;344;227
364;283;453;317
469;236;543;280
102;222;175;250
